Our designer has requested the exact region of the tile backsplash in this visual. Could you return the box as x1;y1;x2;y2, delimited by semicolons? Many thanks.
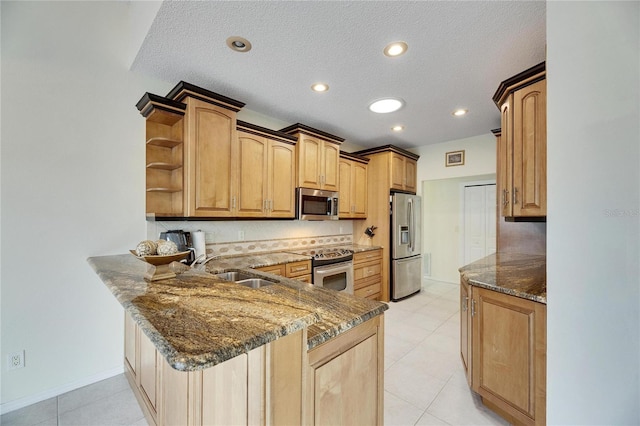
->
146;219;357;257
205;234;353;257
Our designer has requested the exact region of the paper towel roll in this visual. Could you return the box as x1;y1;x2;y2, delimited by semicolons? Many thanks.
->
192;231;206;262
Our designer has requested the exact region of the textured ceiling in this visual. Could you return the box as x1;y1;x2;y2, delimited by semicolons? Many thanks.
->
131;1;546;149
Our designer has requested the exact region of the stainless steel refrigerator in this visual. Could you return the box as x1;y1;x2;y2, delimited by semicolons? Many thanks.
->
390;192;422;301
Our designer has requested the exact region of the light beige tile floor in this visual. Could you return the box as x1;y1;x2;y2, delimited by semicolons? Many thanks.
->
2;279;508;426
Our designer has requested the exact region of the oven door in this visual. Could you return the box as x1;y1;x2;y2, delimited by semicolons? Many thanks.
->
313;261;354;294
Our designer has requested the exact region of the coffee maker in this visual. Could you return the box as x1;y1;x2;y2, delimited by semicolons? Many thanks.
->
159;230;194;264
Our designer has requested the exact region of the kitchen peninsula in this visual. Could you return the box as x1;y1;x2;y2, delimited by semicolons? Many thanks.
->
88;253;387;426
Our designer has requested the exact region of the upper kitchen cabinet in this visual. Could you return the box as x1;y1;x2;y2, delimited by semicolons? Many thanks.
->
236;121;297;218
280;124;343;191
168;82;245;218
137;82;246;219
353;145;419;195
390;152;418;193
136;93;187;218
339;152;369;219
493;62;546;219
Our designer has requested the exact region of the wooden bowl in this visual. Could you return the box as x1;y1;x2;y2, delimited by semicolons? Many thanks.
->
129;250;190;281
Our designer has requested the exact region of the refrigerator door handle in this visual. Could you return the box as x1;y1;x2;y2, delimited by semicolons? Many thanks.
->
408;198;414;252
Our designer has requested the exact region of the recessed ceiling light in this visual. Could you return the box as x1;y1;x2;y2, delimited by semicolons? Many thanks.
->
391;125;404;132
369;98;404;113
311;83;329;92
384;41;408;57
452;109;468;116
226;36;252;52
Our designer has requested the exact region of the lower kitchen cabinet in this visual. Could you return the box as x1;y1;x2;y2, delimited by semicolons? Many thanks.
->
124;311;384;426
305;315;384;425
354;249;382;300
256;259;312;283
460;284;546;425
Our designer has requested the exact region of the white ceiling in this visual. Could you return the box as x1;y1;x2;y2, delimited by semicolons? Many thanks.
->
131;1;546;150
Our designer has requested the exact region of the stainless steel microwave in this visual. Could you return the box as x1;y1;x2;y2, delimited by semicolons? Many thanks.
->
296;187;339;220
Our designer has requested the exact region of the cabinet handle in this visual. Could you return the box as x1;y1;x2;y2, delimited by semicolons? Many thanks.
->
232;196;236;210
471;299;476;317
270;199;273;211
513;187;518;205
502;189;509;207
462;296;468;312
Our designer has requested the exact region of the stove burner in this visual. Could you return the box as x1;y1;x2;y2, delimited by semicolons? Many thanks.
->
289;246;354;266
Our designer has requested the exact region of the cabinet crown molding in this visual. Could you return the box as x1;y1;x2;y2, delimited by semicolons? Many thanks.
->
136;92;186;119
237;120;298;144
352;144;420;161
279;123;344;144
339;151;370;164
492;61;546;108
167;81;246;112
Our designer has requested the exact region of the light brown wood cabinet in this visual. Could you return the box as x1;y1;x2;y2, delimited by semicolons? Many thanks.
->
390;152;418;193
137;82;246;219
494;63;546;218
237;121;297;218
305;314;384;425
339;153;369;219
353;249;382;300
460;284;546;425
351;145;420;302
124;311;384;426
256;259;312;283
280;123;343;191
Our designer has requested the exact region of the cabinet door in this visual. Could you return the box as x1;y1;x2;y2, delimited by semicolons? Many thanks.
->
139;330;159;416
390;153;406;190
268;140;296;217
352;161;368;217
404;158;417;193
237;131;268;217
185;98;237;217
459;280;471;386
497;108;514;217
298;137;323;188
322;142;340;191
472;288;545;424
124;313;137;377
513;79;546;216
339;159;353;217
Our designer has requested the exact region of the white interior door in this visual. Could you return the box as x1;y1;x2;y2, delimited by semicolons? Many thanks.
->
463;184;496;265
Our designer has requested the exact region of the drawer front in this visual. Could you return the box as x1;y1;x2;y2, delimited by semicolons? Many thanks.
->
286;260;312;278
354;259;381;281
291;274;312;283
354;274;381;291
256;264;286;276
354;281;381;299
354;249;381;264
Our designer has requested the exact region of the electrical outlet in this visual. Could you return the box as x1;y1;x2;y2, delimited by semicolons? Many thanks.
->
7;351;25;370
205;232;215;243
238;231;245;241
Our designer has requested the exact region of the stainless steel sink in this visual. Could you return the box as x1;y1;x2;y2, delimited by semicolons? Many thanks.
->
214;271;255;282
236;278;275;288
214;271;277;288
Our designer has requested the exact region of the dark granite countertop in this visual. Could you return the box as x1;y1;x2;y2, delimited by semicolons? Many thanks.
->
458;253;546;304
88;254;387;372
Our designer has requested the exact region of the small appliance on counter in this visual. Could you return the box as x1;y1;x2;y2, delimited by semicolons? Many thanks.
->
159;230;195;264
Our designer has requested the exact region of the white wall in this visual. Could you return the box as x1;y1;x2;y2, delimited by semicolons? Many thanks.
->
547;2;640;424
0;1;173;410
414;135;496;283
414;132;496;182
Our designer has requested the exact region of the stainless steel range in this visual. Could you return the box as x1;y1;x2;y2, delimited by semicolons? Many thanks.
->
288;247;354;294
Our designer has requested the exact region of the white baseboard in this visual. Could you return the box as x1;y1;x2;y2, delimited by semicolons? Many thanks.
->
0;366;124;415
